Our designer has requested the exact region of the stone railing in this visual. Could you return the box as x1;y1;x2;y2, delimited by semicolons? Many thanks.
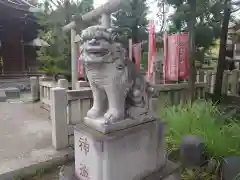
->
196;69;240;96
38;77;90;107
29;76;59;104
51;87;92;150
151;82;207;111
39;78;58;106
50;81;207;151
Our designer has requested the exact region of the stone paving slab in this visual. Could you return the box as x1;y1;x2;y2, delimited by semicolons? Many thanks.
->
0;102;50;161
0;95;72;179
0;147;74;180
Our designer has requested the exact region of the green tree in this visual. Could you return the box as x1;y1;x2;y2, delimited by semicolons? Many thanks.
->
35;0;94;80
213;0;231;102
112;0;149;47
213;0;240;102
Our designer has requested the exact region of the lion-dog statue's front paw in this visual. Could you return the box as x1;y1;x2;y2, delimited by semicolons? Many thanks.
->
104;108;124;124
87;107;103;119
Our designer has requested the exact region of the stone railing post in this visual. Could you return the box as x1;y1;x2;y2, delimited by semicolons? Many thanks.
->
39;76;44;100
76;81;90;90
230;69;240;96
39;75;52;101
152;49;163;85
51;87;68;150
222;70;230;95
30;76;40;102
58;79;69;89
205;71;213;94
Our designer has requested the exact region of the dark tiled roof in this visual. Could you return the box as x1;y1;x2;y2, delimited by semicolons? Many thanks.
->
0;0;35;11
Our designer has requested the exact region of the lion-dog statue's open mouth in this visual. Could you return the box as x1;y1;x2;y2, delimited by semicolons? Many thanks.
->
81;26;113;63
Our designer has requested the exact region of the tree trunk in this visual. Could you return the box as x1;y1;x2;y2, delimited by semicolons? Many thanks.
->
213;0;231;102
64;0;72;74
132;26;138;44
187;0;196;103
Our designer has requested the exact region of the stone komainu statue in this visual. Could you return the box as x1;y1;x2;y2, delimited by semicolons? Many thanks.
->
80;26;155;125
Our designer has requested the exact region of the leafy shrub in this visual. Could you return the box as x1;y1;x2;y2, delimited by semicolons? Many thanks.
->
35;0;94;79
157;100;240;160
141;52;148;71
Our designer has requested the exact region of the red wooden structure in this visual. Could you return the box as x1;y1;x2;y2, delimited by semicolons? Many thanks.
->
147;20;156;82
164;33;189;82
0;0;39;75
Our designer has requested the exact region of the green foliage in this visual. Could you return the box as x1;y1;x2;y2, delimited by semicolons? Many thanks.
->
35;0;94;78
141;52;148;70
181;168;218;179
157;100;240;160
166;0;224;63
112;0;149;47
207;39;220;58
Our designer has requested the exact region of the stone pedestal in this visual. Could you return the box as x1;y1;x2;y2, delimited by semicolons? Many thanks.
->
60;120;181;180
74;120;167;180
60;160;181;180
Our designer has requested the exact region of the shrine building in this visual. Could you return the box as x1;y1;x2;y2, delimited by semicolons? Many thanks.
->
0;0;40;75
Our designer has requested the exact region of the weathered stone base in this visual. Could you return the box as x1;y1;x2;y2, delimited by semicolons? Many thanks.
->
73;120;169;180
84;116;155;134
59;160;181;180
